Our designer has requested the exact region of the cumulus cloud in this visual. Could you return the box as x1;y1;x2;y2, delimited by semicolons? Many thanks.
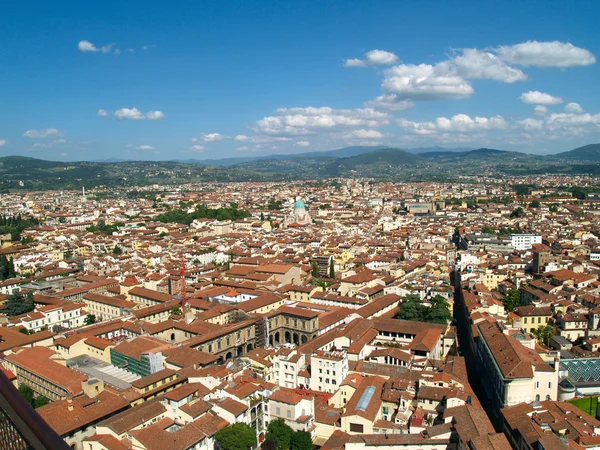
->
189;144;205;152
364;95;414;112
115;108;145;120
296;141;310;147
382;64;474;100
517;118;545;131
78;40;118;54
0;140;5;147
352;129;384;139
495;41;596;67
520;91;563;105
253;106;390;137
136;145;154;150
112;108;165;120
236;146;250;151
565;102;583;113
202;133;224;142
398;114;507;134
146;111;165;120
97;109;109;117
359;40;593;111
344;49;398;67
448;48;527;83
234;135;249;141
23;128;64;138
547;112;600;128
534;105;548;116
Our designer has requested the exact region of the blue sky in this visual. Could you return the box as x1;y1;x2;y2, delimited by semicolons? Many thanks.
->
1;0;599;161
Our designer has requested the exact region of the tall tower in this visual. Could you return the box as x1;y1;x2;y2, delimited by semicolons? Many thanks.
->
180;254;193;324
82;186;87;203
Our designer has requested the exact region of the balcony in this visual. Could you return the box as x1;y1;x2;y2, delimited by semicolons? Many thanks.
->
0;371;69;450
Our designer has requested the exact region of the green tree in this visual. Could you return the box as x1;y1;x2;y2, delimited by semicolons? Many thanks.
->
290;431;313;450
113;245;122;255
502;288;521;312
510;207;525;218
84;315;96;326
427;295;452;324
215;423;256;450
34;395;50;409
549;204;559;212
18;384;34;405
395;294;428;322
4;290;34;317
328;259;335;279
481;226;494;234
529;200;541;208
532;325;554;346
311;260;320;278
266;419;293;450
170;307;183;316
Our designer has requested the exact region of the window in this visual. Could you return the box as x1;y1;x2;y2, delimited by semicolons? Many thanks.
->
349;423;364;433
536;382;540;388
548;382;552;389
287;410;292;418
276;407;280;415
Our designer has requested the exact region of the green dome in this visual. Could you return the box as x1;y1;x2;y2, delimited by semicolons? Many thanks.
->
294;199;305;209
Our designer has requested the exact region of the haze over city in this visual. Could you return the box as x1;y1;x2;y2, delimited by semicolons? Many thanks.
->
1;1;600;161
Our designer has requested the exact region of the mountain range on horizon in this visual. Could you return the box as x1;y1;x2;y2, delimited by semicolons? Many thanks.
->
85;143;600;166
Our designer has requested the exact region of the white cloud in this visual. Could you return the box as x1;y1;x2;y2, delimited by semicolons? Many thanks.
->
344;58;365;67
202;133;224;142
382;64;474;100
547;112;600;128
534;105;548;116
565;102;583;113
115;108;145;120
0;140;5;147
236;146;250;151
136;145;154;150
448;48;527;83
254;106;390;137
296;140;310;147
520;91;563;105
189;144;205;152
23;128;64;138
365;49;398;65
364;94;414;112
399;114;507;134
97;109;109;117
397;119;437;135
146;111;165;120
110;108;164;120
517;118;544;131
234;135;249;141
352;129;384;139
495;40;596;67
344;49;398;67
78;40;117;54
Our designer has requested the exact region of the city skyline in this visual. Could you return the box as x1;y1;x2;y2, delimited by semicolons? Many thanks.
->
2;1;600;161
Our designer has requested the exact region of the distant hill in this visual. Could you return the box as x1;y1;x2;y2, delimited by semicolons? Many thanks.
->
407;146;475;154
331;148;421;168
182;145;385;166
550;143;600;161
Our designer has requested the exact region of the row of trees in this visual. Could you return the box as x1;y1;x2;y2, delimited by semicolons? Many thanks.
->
214;419;312;450
0;214;39;241
394;294;452;324
156;204;251;225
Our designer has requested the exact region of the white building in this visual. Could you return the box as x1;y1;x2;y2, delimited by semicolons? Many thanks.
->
310;350;348;393
510;233;542;251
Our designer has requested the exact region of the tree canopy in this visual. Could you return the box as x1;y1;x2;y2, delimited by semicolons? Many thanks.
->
502;288;521;312
156;205;251;225
4;290;34;317
394;294;452;324
265;419;312;450
214;423;256;450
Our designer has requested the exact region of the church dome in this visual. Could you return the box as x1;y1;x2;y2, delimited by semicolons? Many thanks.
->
294;199;306;209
